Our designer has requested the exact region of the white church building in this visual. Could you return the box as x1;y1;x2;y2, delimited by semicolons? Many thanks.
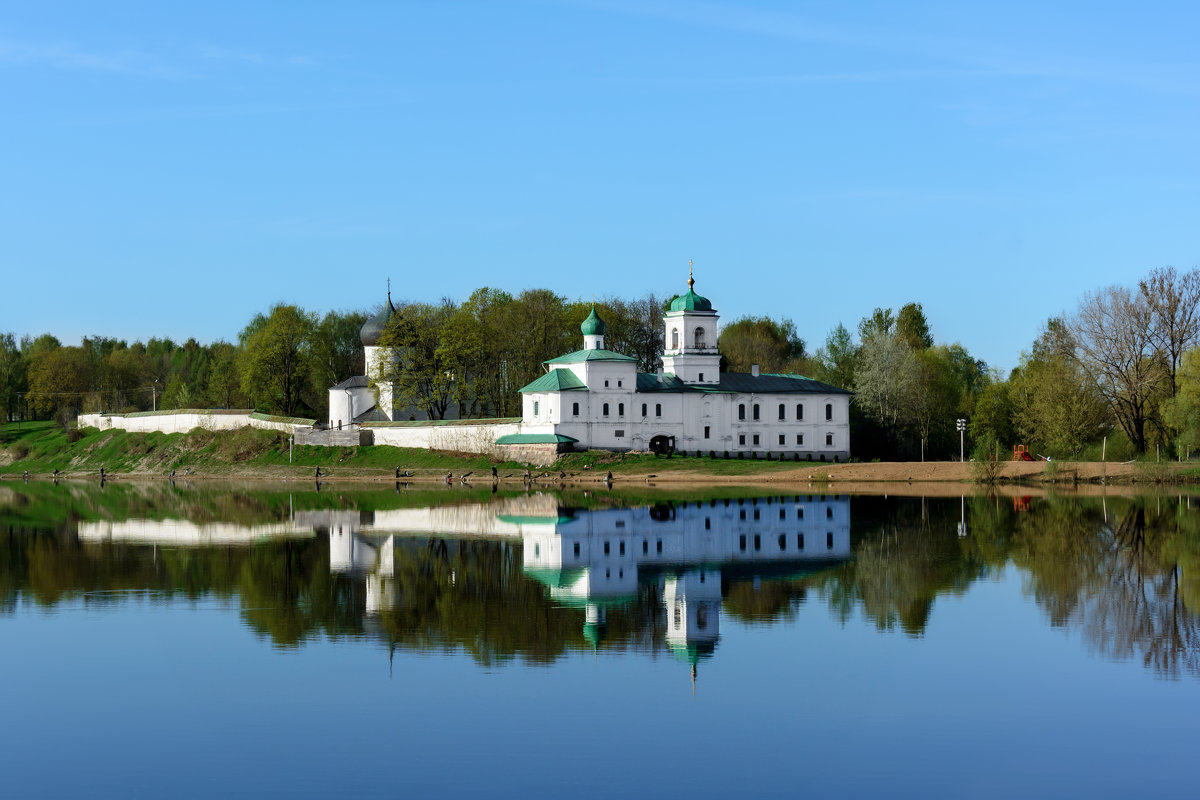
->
327;290;459;429
505;274;852;460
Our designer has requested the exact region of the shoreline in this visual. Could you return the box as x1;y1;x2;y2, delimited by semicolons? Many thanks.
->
4;458;1196;495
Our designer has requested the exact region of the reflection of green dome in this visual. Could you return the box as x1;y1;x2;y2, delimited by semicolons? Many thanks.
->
669;639;718;665
582;622;607;649
581;306;606;336
668;274;713;312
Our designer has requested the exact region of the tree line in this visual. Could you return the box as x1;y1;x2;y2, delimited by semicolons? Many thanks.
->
3;265;1198;459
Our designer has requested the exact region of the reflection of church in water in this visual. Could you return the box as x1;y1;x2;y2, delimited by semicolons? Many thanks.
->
314;495;851;671
79;495;851;678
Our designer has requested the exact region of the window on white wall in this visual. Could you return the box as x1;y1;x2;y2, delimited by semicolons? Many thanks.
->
672;329;679;349
603;403;610;416
572;402;579;416
534;401;539;416
826;433;833;446
695;327;705;348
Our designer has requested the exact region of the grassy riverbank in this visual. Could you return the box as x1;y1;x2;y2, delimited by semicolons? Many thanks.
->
0;422;828;481
2;421;1197;485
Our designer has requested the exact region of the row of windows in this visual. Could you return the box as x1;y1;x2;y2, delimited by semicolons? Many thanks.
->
738;506;835;521
575;531;837;558
586;402;663;417
739;403;835;421
740;532;835;552
738;432;835;447
535;401;664;418
537;401;837;421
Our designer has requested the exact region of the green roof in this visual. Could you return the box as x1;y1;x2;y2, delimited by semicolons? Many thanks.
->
495;433;579;445
497;513;579;525
544;348;637;365
580;306;606;336
519;369;588;393
668;288;714;312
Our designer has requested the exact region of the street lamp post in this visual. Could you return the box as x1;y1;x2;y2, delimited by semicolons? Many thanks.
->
152;378;158;412
956;418;966;462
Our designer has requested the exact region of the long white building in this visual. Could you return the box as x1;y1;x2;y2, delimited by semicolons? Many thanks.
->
505;274;852;459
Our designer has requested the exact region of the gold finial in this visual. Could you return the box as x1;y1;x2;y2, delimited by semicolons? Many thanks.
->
688;259;694;289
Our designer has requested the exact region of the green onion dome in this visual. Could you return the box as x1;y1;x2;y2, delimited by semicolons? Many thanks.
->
581;305;607;336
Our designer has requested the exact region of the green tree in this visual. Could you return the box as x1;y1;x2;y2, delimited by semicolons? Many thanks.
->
718;316;807;373
970;380;1016;448
908;347;961;461
858;307;895;340
0;333;25;422
378;301;457;419
206;341;244;408
814;323;857;390
896;302;934;350
26;345;93;422
306;310;368;419
239;304;317;416
1010;347;1109;457
1162;347;1200;457
854;331;919;449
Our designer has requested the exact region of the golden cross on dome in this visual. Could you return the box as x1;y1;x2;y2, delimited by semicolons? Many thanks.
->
688;259;694;289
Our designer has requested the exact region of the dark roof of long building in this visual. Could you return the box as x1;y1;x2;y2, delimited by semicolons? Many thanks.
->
331;375;370;390
635;371;851;395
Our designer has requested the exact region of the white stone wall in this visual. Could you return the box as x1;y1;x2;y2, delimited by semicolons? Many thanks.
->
366;421;520;455
77;411;310;435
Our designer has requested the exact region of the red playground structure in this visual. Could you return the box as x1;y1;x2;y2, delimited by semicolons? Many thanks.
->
1012;445;1036;461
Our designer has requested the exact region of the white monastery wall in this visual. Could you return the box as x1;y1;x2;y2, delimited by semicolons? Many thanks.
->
78;411;314;435
366;420;520;455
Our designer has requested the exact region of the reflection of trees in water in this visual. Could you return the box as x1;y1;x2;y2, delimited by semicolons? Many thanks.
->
373;538;666;666
4;491;1200;677
823;497;985;635
0;524;668;663
1013;499;1200;679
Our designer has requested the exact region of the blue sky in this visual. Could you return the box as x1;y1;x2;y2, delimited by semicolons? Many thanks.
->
2;0;1197;373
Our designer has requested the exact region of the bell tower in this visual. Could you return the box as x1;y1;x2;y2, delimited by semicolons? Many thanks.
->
661;265;720;384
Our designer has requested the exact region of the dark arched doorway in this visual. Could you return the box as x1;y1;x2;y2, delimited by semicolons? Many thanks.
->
649;434;675;455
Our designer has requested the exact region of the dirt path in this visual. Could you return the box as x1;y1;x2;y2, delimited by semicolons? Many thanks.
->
7;458;1189;493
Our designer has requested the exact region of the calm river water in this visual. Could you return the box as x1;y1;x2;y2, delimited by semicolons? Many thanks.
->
2;481;1199;798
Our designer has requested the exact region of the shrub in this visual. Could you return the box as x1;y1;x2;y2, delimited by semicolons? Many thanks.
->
970;433;1001;484
737;452;744;459
710;450;716;459
66;427;85;443
819;454;826;462
724;451;730;459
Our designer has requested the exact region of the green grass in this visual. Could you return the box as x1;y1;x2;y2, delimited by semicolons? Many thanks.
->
2;421;837;478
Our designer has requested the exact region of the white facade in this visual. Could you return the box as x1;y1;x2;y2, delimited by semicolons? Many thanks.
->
516;278;852;459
